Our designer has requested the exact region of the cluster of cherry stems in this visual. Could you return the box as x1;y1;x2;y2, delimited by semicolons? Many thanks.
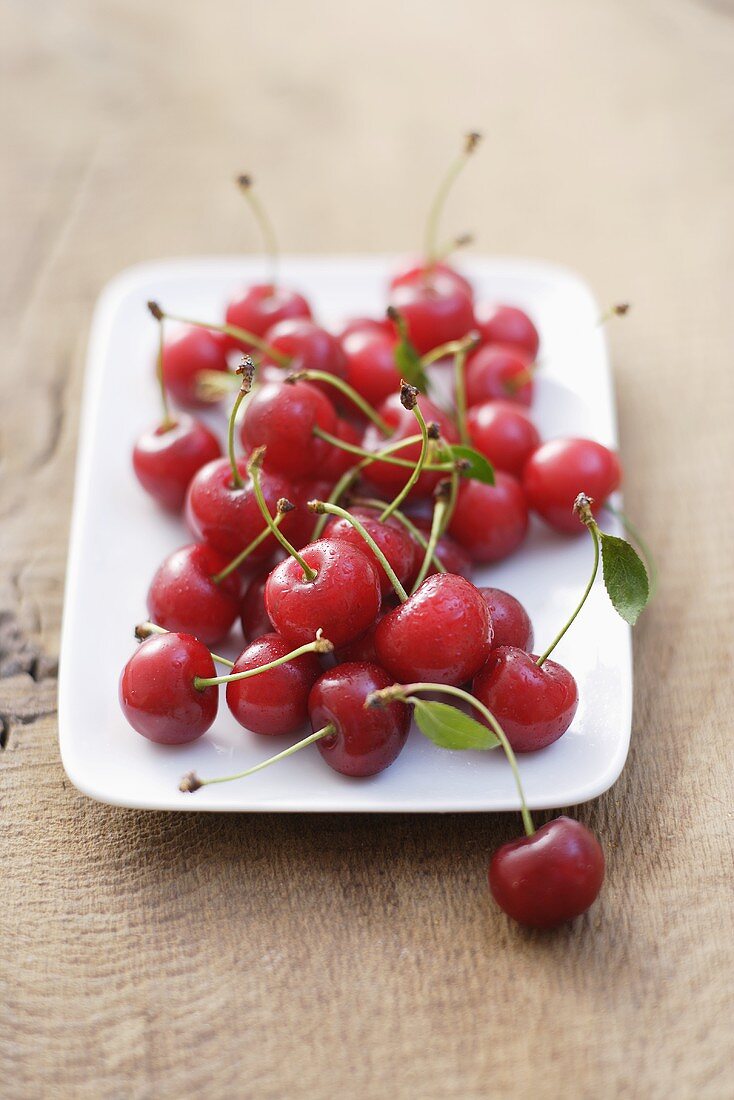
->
121;137;648;930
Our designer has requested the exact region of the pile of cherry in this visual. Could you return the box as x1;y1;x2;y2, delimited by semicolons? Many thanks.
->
121;143;650;930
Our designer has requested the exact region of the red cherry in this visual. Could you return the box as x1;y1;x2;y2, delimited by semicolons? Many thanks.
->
475;303;539;360
263;318;347;382
478;588;534;651
224;284;311;353
132;415;221;512
333;613;384;664
323;507;416;596
265;538;381;648
523;438;622;534
374;573;490;686
489;816;604;928
338;316;394;341
361;393;458;498
185;456;294;559
319;418;362;481
240;570;274;641
119;632;217;744
448;473;529;563
472;646;578;752
161;328;230;409
390;260;473;300
389;271;475;355
308;662;411;776
342;329;400;411
239;380;336;479
147;543;242;647
467;400;540;477
465;345;534;407
225;632;323;737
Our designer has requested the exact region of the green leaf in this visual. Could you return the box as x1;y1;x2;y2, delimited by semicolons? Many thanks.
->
441;444;495;485
394;339;430;394
412;699;499;750
600;533;650;625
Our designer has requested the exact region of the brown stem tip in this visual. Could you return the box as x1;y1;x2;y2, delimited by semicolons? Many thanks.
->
400;381;419;411
179;772;202;793
306;499;326;515
434;477;453;502
454;232;475;248
236;174;253;190
613;303;631;316
247;445;267;472
236;356;256;393
426;421;441;441
573;492;596;527
465;131;482;154
147;300;164;321
277;497;295;514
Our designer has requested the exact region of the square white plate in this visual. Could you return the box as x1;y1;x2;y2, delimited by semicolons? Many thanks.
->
59;255;631;812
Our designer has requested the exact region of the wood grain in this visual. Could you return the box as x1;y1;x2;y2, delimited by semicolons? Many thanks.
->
2;1;733;1096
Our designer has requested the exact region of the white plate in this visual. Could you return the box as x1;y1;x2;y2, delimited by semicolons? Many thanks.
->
59;256;631;812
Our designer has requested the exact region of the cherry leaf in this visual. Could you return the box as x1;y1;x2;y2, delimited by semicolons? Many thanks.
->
411;699;499;750
600;533;650;625
443;444;495;485
394;339;429;394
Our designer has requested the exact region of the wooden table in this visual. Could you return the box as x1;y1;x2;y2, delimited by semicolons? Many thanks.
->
2;1;733;1096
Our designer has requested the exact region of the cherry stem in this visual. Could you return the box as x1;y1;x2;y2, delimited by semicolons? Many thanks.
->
193;635;333;689
227;359;256;490
434;232;474;264
210;511;285;584
151;308;173;430
597;302;631;326
312;426;454;473
248;449;317;582
350;497;448;577
286;370;392;435
148;303;291;367
503;362;538;396
420;331;479;370
439;464;460;536
410;490;449;593
134;621;234;668
179;723;336;792
536;493;600;667
424;131;482;264
379;391;432;521
453;344;471;445
374;682;534;837
307;500;408;603
236;174;279;287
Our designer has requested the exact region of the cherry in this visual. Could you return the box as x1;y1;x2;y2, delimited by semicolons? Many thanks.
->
240;380;337;479
390;260;473;301
263;318;347;383
523;438;622;534
374;573;490;686
389;273;475;356
333;613;384;664
409;525;473;582
133;415;221;513
265;538;382;648
341;328;400;411
361;392;458;498
147;543;242;647
475;303;540;361
465;344;534;407
448;473;529;563
240;569;274;641
323;506;416;596
467;400;540;477
226;632;323;736
319;418;362;481
119;632;217;744
161;327;230;408
308;662;411;776
338;316;394;341
186;456;294;558
472;646;578;752
489;816;604;928
478;588;534;651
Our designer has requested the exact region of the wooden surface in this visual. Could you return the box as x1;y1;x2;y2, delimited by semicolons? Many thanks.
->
2;1;733;1096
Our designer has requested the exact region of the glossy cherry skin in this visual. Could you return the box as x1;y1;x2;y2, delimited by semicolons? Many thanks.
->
240;570;274;641
225;632;323;737
323;507;417;596
465;345;534;407
478;588;534;652
147;543;242;647
389;271;475;355
239;380;337;479
338;316;394;341
161;328;230;409
448;473;529;564
119;632;217;745
185;457;294;559
263;318;347;382
475;303;539;360
333;613;384;664
133;415;222;512
489;816;605;928
472;646;578;752
265;538;382;648
319;418;362;481
224;283;311;352
308;662;411;777
375;573;490;686
361;393;459;498
389;260;474;301
341;329;400;411
523;438;622;534
467;400;541;477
